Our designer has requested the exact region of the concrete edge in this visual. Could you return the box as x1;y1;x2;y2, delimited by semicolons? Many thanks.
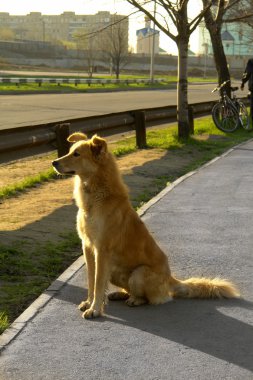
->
1;137;252;351
137;138;253;217
0;256;84;352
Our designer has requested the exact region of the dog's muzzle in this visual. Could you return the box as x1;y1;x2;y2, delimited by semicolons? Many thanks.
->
52;160;59;169
52;160;75;175
52;160;63;174
52;160;61;171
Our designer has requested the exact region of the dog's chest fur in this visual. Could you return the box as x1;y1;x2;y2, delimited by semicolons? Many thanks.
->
74;180;104;241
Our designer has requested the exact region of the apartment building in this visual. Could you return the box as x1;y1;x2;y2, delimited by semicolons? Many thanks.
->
0;11;129;50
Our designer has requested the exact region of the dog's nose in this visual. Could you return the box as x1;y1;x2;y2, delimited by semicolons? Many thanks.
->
52;160;59;168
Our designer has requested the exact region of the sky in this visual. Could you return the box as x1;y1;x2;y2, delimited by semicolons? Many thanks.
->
0;0;202;54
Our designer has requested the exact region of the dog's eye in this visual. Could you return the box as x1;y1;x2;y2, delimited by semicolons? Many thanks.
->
73;151;80;157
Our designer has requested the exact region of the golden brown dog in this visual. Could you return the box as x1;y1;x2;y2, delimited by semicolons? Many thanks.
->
52;133;240;319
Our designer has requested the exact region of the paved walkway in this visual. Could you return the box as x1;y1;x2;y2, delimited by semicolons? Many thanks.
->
1;140;253;380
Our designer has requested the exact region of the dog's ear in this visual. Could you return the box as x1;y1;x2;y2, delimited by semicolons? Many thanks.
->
67;132;87;143
90;135;107;158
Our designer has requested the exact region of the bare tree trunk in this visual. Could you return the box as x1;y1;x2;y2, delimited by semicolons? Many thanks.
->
209;27;230;86
177;37;190;139
114;58;120;79
203;1;231;96
126;0;210;139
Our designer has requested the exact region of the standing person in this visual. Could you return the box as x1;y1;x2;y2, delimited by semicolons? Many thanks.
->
241;58;253;124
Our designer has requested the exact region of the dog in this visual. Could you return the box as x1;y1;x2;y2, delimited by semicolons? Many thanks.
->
52;133;240;319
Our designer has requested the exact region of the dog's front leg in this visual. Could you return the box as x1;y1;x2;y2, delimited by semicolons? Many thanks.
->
78;243;95;312
82;249;110;319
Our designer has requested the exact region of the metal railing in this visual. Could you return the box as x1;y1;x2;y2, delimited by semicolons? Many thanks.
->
0;98;249;163
0;77;168;86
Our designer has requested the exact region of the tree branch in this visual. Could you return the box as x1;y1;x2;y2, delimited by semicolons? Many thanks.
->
157;0;178;26
216;0;226;23
224;13;253;23
189;0;212;33
127;0;177;41
224;0;241;12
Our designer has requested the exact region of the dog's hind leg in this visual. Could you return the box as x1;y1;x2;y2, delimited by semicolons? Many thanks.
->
108;289;129;301
127;266;172;307
109;270;130;301
126;266;148;306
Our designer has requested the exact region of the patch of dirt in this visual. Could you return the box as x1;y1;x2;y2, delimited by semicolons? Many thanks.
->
192;134;229;141
0;146;202;250
0;153;56;189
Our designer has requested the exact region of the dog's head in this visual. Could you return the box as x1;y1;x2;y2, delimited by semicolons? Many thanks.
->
52;133;108;178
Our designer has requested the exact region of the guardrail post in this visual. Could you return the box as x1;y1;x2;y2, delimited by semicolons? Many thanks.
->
188;106;194;135
134;111;147;148
55;123;71;157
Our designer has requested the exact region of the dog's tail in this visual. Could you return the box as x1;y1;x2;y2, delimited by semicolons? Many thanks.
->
169;276;240;299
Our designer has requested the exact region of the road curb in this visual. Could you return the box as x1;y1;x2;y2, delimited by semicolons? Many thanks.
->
0;85;176;96
1;137;252;352
137;140;251;217
0;256;84;352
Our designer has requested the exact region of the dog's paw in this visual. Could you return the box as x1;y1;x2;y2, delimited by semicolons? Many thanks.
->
82;308;101;319
108;291;129;301
126;297;146;307
78;300;91;311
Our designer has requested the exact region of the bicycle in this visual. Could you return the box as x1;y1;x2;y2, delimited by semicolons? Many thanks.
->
231;85;250;131
211;80;250;132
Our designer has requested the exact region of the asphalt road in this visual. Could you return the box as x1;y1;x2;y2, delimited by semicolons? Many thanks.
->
1;139;253;379
0;83;233;131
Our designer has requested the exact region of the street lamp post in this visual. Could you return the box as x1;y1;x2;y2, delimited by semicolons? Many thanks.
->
150;0;157;83
202;42;208;79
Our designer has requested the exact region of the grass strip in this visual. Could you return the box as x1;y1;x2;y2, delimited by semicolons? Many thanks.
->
0;143;138;201
0;75;216;93
0;168;57;200
0;116;252;201
0;312;9;334
0;81;174;93
0;232;80;333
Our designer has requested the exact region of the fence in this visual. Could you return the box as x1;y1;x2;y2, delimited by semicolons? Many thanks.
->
0;77;168;87
0;99;228;163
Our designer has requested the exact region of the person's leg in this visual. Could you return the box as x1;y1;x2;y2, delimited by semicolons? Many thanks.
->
250;92;253;125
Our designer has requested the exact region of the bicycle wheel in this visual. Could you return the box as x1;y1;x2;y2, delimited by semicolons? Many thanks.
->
237;101;251;130
212;102;239;133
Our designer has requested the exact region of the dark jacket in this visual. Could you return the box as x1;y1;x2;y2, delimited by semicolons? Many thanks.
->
241;59;253;91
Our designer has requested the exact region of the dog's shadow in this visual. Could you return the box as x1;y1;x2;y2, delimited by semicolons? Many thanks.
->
55;279;253;373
